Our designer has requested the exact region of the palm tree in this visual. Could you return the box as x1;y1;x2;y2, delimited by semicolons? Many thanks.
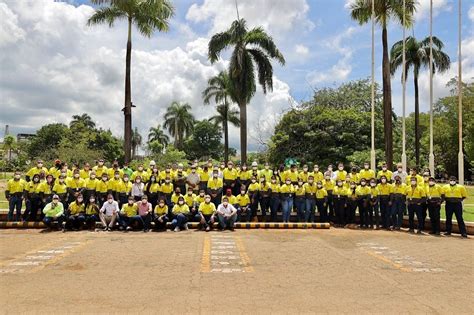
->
163;102;195;150
131;127;142;159
208;19;285;163
70;113;96;129
148;124;169;147
3;135;15;161
87;0;174;163
209;104;240;163
203;71;240;163
350;0;416;169
390;35;450;167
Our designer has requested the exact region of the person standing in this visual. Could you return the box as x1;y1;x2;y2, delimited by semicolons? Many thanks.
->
280;179;294;223
346;181;358;225
368;179;380;229
5;171;26;222
207;169;223;208
390;175;407;230
443;176;468;238
405;177;426;234
377;162;393;183
377;175;393;230
333;179;348;227
269;176;281;222
392;163;407;184
356;179;370;229
24;174;42;221
425;177;444;236
186;165;201;194
259;177;271;222
294;179;306;222
322;172;335;222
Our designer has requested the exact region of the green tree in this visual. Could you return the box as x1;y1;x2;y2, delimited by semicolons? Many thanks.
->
70;113;96;129
202;70;240;163
208;18;285;163
163;101;195;150
3;135;16;162
390;35;450;167
183;120;222;160
350;0;417;169
131;127;142;159
87;0;174;163
27;123;70;160
147;124;169;152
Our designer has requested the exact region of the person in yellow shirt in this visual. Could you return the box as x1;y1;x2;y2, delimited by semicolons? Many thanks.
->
48;159;62;179
171;187;184;208
284;164;299;185
184;187;198;220
84;172;98;205
67;170;85;205
259;177;271;221
356;179;371;228
108;170;122;199
95;174;111;206
53;175;68;206
334;163;347;182
303;175;316;222
269;176;281;222
405;167;423;186
259;162;272;182
5;171;26;221
406;176;426;233
377;162;393;183
314;181;328;223
235;187;251;222
443;176;468;237
153;198;169;230
223;161;238;195
323;173;335;222
198;195;216;231
198;165;210;191
419;171;431;231
238;163;251;190
131;163;149;183
333;179;349;227
92;159;108;178
299;165;311;183
80;162;91;179
310;165;324;183
368;179;379;229
346;181;358;224
65;194;86;231
118;196;141;231
171;196;190;232
85;195;100;229
390;175;407;230
294;179;306;222
24;174;43;221
358;162;376;182
207;169;223;208
247;176;260;220
377;175;393;230
107;161;123;180
280;179;294;223
425;177;444;235
26;160;49;182
145;175;160;209
349;167;360;185
160;177;174;210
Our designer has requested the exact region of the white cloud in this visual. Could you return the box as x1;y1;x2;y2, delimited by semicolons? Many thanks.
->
186;0;314;37
415;0;452;21
0;2;25;47
295;44;309;56
0;0;293;152
469;5;474;22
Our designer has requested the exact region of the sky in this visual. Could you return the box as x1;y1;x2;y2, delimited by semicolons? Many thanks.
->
1;0;473;152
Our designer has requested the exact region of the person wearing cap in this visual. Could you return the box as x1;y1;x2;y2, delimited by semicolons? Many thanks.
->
377;175;393;230
24;174;43;221
47;159;62;179
207;168;223;208
136;195;152;232
198;195;216;231
65;194;86;231
443;176;468;238
216;196;238;231
52;175;68;207
425;177;444;235
186;165;201;194
66;169;85;206
405;176;427;234
147;160;157;176
5;171;26;222
92;159;108;178
42;194;65;231
377;162;393;183
356;179;371;228
171;196;190;232
26;160;49;182
322;172;335;222
390;175;407;230
160;176;174;209
85;195;100;229
153;198;169;231
392;163;407;184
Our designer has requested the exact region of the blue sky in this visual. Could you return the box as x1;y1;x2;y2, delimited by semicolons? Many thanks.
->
1;0;473;150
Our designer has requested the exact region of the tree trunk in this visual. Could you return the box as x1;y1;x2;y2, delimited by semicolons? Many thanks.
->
223;118;229;164
124;18;132;163
239;102;247;164
382;26;393;169
414;75;420;168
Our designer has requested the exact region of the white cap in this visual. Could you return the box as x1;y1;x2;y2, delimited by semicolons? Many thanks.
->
178;163;184;168
251;161;258;167
149;160;156;166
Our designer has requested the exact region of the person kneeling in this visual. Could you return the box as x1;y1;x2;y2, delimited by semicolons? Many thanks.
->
119;196;142;231
42;194;66;231
153;199;169;231
171;196;190;232
198;195;216;232
216;197;237;231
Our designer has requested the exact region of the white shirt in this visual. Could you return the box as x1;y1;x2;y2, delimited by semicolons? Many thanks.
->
217;203;237;215
393;170;407;183
131;183;144;197
100;200;119;216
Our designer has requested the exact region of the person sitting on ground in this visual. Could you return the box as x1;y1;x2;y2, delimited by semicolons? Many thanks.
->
42;194;65;231
198;195;216;232
153;198;169;231
99;193;119;231
171;196;190;232
119;196;141;231
216;196;238;231
64;193;86;231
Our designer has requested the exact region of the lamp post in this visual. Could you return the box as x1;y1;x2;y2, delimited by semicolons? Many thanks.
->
458;0;464;184
401;0;407;172
370;0;376;171
429;0;435;175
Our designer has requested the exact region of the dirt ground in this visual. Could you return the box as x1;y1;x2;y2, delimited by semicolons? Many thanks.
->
0;228;473;314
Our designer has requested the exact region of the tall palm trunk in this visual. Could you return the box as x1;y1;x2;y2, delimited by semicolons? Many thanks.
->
414;75;420;167
124;17;132;163
223;118;229;164
382;26;393;169
239;102;247;164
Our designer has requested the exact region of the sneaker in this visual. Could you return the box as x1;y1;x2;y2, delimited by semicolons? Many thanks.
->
443;232;451;236
417;230;422;234
183;224;189;231
229;227;235;232
461;234;468;238
408;229;415;233
103;226;108;231
173;227;180;232
205;226;210;232
143;229;149;233
126;226;133;231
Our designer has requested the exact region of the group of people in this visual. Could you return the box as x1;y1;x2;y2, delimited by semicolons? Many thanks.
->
4;158;469;237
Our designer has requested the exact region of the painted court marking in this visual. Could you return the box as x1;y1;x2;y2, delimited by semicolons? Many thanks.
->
356;242;444;273
0;241;88;274
201;234;253;273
